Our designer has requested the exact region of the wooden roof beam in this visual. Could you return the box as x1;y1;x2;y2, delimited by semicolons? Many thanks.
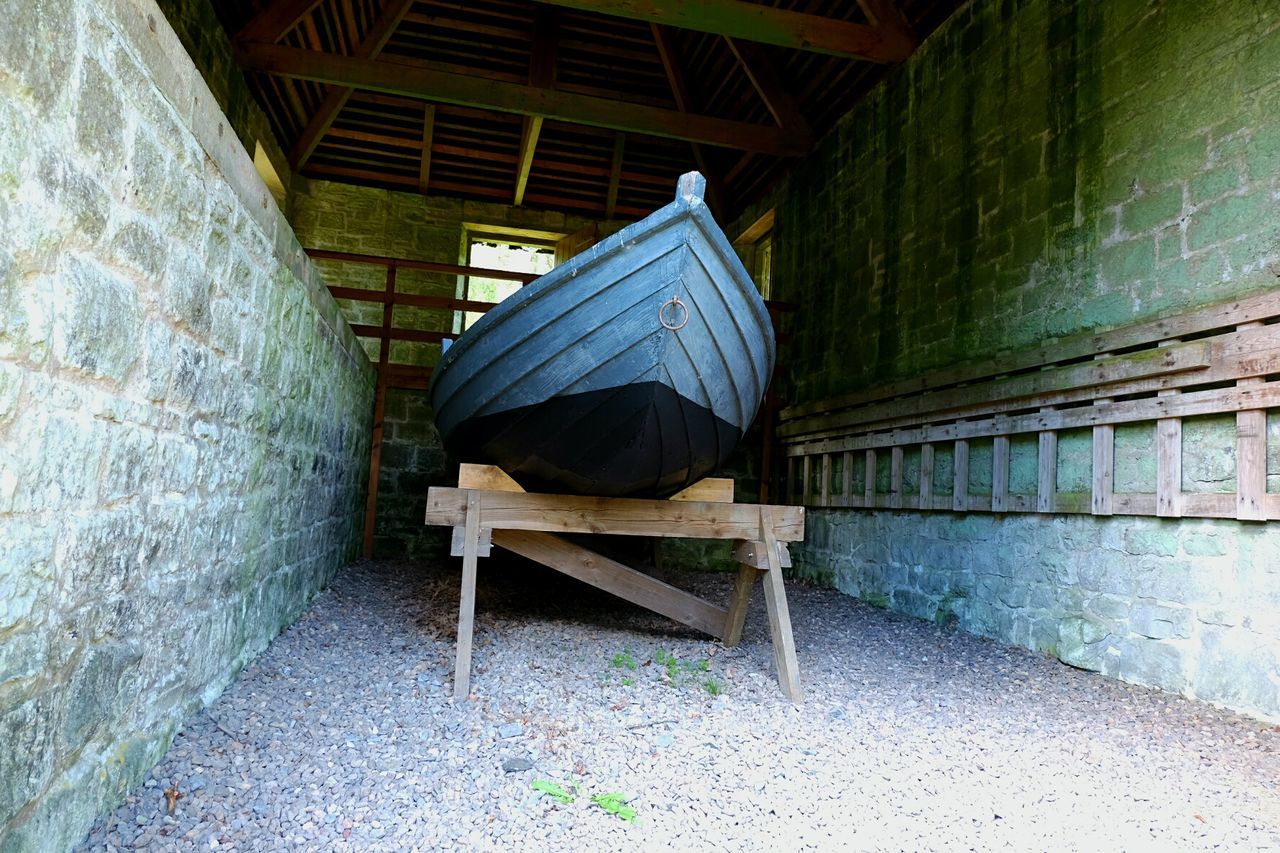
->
285;0;415;169
529;0;917;63
234;43;813;156
418;104;436;193
516;8;560;206
235;0;325;44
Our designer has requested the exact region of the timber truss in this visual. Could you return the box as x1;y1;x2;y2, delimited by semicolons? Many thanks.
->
213;0;954;218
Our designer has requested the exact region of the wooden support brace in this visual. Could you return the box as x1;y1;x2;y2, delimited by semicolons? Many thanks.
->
492;529;729;638
722;563;757;647
841;450;854;507
864;449;876;505
1237;322;1268;520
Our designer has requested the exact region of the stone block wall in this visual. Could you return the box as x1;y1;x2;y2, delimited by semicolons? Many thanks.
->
0;0;374;846
760;0;1280;720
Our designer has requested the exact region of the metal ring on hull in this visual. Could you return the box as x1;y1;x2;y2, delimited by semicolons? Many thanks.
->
659;296;689;331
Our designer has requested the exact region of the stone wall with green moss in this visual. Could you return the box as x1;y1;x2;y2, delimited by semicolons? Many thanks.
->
0;0;374;846
764;0;1280;720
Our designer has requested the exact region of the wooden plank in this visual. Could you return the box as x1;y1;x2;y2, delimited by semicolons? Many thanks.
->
722;563;757;647
992;435;1009;513
919;443;934;507
801;454;811;504
952;439;970;511
528;0;915;63
780;289;1280;424
418;104;435;192
670;478;734;503
493;529;728;637
288;0;415;168
759;506;801;702
424;487;807;540
236;42;812;156
457;463;525;493
327;286;499;314
349;324;450;344
514;116;544;206
786;383;1280;456
779;339;1214;439
235;0;324;43
889;446;903;509
514;9;557;206
309;247;538;282
383;364;432;390
453;491;482;699
605;132;625;219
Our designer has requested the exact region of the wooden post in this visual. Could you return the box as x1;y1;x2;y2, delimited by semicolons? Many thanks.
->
361;264;396;558
819;453;831;506
1155;341;1183;518
1237;322;1267;520
453;491;482;699
991;434;1009;513
758;506;801;702
1091;355;1114;516
952;439;969;512
864;449;876;506
1037;406;1057;513
841;450;853;506
889;446;903;509
919;442;934;511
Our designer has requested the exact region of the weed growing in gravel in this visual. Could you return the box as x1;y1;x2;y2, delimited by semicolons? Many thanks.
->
611;650;637;671
591;792;638;823
702;675;727;696
531;780;575;804
655;650;716;690
620;675;635;687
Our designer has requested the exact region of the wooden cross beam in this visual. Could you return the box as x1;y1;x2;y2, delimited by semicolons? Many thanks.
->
651;24;728;216
235;0;324;44
515;8;560;206
529;0;918;63
234;43;813;157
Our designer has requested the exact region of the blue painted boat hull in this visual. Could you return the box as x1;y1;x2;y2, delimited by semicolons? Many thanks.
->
430;173;775;497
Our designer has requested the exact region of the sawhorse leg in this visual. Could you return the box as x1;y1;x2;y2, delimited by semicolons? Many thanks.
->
454;492;481;699
722;508;802;702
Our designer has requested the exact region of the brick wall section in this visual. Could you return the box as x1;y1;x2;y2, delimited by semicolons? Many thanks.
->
756;0;1280;721
0;0;374;846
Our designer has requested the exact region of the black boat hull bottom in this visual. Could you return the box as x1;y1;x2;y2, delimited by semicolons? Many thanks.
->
445;382;743;497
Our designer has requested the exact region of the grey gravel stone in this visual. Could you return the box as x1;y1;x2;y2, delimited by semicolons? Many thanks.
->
76;559;1280;852
502;758;534;773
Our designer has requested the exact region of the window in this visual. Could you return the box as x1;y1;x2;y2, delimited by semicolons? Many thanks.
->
460;228;557;331
734;209;775;300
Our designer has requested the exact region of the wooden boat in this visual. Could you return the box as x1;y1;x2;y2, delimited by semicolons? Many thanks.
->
430;172;775;497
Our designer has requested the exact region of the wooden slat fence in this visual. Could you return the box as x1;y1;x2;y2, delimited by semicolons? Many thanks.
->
779;290;1280;521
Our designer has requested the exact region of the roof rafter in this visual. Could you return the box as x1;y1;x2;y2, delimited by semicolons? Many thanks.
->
528;0;917;63
651;24;727;216
234;42;813;156
725;38;810;136
283;0;415;169
235;0;325;44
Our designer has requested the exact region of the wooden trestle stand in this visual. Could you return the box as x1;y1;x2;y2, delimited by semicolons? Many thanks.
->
424;464;806;702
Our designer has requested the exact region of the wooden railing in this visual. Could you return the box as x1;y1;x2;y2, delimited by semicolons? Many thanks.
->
778;290;1280;521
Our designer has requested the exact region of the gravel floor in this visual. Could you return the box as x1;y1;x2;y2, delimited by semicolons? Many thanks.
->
80;557;1280;851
